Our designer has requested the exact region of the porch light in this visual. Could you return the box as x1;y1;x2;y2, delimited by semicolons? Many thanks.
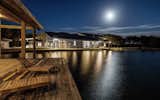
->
0;13;4;18
53;38;59;41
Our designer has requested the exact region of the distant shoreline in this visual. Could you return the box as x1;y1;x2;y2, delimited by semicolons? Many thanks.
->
109;47;160;51
108;47;160;51
2;47;160;53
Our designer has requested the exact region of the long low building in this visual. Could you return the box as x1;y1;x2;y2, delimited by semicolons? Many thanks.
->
25;32;108;49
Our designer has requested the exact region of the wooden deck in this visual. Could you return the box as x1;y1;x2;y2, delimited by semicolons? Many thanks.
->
0;58;82;100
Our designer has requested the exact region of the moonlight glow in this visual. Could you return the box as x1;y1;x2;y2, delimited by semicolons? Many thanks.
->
104;10;116;23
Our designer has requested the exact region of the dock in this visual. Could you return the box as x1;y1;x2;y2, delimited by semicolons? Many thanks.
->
0;58;82;100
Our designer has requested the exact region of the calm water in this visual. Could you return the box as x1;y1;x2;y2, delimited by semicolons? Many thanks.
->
2;50;160;100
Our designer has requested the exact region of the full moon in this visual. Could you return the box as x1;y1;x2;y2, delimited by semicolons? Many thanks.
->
104;10;116;23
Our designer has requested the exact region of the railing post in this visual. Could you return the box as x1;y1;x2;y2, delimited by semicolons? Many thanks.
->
32;28;36;59
20;21;26;59
0;19;1;58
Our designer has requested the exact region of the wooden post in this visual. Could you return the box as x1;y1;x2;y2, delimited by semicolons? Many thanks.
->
32;28;36;59
0;19;1;58
20;21;26;59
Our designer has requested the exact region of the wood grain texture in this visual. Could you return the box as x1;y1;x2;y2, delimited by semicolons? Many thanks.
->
0;0;43;29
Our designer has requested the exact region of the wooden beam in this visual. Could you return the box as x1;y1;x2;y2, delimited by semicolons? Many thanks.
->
32;29;36;58
0;24;33;30
20;21;26;59
0;5;20;23
0;0;43;30
13;0;43;29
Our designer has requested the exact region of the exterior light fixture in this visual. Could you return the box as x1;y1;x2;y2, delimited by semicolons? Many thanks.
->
53;38;59;41
0;13;4;18
109;41;112;44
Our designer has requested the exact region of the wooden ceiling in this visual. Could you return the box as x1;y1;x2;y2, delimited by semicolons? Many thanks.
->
0;0;43;30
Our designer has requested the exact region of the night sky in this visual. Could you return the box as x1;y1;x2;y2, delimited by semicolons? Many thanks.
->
22;0;160;36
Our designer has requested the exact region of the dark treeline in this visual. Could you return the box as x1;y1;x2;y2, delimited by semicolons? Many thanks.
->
101;34;160;48
124;36;160;48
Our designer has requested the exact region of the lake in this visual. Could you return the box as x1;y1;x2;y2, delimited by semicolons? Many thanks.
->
2;50;160;100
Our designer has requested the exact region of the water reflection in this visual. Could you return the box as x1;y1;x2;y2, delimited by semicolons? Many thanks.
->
80;51;92;75
94;51;104;75
72;51;77;68
91;51;123;100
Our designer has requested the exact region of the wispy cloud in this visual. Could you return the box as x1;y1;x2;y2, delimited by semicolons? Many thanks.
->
58;24;160;36
82;24;160;32
59;27;76;31
113;31;160;36
82;26;101;30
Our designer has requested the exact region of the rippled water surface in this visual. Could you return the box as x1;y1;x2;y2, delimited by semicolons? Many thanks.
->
3;50;160;100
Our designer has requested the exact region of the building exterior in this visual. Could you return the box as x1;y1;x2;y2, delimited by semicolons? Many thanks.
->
24;32;107;49
1;38;12;48
37;32;106;48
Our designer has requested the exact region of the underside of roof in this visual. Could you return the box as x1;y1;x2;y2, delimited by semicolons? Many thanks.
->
0;0;43;30
46;32;101;41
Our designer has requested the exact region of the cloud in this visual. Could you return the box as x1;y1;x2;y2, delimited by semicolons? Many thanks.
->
119;30;160;36
82;24;160;32
82;26;101;30
58;24;160;36
59;27;76;31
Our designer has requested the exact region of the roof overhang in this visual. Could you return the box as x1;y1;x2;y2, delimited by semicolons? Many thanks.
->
0;0;43;30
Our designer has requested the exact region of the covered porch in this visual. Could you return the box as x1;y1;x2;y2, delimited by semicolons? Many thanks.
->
0;0;43;58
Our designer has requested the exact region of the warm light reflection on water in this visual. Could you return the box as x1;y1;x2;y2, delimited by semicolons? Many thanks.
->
92;50;123;100
80;51;92;75
72;51;77;68
94;51;103;74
